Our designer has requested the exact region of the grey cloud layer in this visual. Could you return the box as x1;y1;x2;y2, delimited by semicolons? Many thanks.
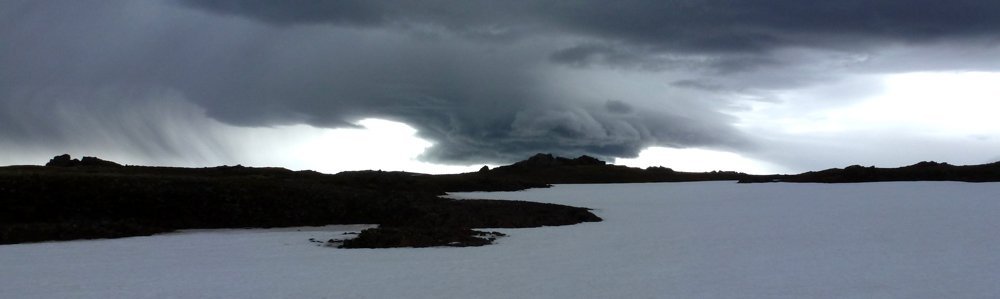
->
183;0;1000;51
3;0;1000;166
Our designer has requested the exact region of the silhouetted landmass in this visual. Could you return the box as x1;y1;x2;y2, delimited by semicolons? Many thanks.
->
0;152;750;246
333;153;1000;188
453;153;751;187
329;169;549;193
328;153;754;194
0;155;600;246
739;161;1000;183
6;153;1000;246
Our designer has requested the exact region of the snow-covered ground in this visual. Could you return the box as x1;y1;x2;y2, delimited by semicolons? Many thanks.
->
3;182;1000;298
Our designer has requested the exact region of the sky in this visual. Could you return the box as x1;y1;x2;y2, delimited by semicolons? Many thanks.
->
2;0;999;174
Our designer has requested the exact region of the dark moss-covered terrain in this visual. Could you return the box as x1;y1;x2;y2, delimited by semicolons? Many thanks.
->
2;152;748;247
0;155;600;247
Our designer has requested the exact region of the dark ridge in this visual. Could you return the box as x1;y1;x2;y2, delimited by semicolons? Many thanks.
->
738;161;1000;183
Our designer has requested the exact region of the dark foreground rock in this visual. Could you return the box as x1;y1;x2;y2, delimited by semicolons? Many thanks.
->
338;227;508;248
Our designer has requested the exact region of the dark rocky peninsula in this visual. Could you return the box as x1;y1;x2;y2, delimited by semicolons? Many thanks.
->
5;153;999;247
2;155;601;247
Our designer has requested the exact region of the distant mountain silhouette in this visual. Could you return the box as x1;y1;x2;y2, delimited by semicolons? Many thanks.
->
742;161;1000;183
475;153;1000;185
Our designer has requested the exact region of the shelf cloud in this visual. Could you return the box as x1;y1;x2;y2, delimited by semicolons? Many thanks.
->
3;0;1000;170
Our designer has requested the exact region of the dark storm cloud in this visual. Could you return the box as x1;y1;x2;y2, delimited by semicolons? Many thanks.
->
3;0;1000;167
604;100;634;114
183;0;1000;54
420;100;744;163
176;0;1000;164
182;0;387;26
179;0;541;41
1;0;749;164
671;80;728;92
542;0;1000;55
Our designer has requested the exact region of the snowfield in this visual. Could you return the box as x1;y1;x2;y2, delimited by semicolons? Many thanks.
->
3;182;1000;298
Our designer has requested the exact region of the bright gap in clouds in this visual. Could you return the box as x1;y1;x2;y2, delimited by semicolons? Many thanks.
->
614;147;783;174
735;71;1000;171
757;71;1000;136
834;72;1000;135
234;119;486;174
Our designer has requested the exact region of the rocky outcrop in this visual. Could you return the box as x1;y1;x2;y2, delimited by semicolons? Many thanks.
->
504;153;606;169
45;155;122;167
45;154;76;167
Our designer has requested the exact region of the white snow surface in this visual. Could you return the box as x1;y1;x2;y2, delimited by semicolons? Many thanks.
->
4;181;1000;298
